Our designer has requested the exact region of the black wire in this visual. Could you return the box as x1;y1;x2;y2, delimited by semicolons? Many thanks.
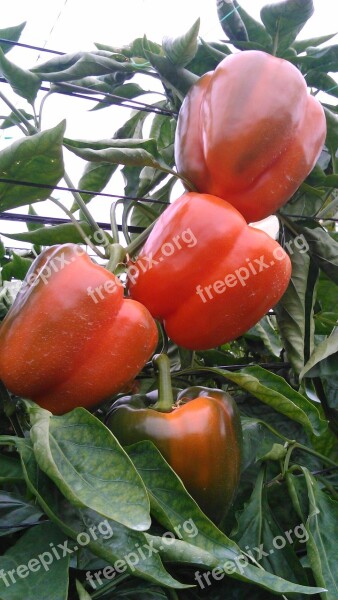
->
0;37;64;55
0;177;169;205
0;211;145;233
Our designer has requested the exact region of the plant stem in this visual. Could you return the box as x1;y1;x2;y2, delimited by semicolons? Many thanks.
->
125;219;157;257
0;90;34;135
151;354;174;412
63;172;109;244
50;197;106;259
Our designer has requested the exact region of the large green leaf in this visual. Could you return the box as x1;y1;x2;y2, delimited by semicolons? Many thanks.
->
260;0;314;53
29;406;151;531
163;19;200;67
0;22;26;54
127;441;325;596
0;521;69;600
17;439;187;590
292;33;337;54
0;121;65;210
233;1;272;47
0;48;41;103
306;72;338;100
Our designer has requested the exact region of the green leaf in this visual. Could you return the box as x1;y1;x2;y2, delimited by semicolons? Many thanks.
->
75;580;92;600
246;316;282;358
241;418;283;471
27;204;43;232
1;251;32;281
17;439;186;590
29;406;151;531
324;107;338;154
233;1;272;48
144;48;199;101
300;468;338;599
64;137;175;176
292;221;338;285
127;441;325;596
0;109;34;130
292;33;337;54
163;19;200;67
260;0;314;53
306;72;338;99
217;0;248;42
90;82;150;111
0;221;95;246
275;231;318;373
33;52;138;82
220;366;326;436
0;454;24;482
0;22;26;54
0;121;65;211
0;47;41;103
0;490;44;536
233;468;308;585
300;328;338;380
0;521;70;600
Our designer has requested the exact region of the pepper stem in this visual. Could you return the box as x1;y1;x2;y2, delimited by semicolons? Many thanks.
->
151;354;174;413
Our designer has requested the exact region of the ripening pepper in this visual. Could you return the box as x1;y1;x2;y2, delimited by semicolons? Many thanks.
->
0;244;158;414
128;192;291;350
107;380;242;523
174;50;326;223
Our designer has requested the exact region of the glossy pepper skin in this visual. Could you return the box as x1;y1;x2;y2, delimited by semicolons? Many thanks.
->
107;386;242;523
0;244;158;414
128;192;291;350
175;50;326;223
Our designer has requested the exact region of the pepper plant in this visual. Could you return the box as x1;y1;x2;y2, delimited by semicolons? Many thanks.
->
0;1;337;599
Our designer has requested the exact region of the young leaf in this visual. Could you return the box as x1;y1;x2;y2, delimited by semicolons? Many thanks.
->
144;49;199;100
1;251;32;281
0;109;34;130
163;19;200;67
260;0;314;53
219;366;326;436
300;468;338;600
29;406;151;531
0;22;26;54
0;521;70;600
0;121;65;211
0;48;41;103
233;468;308;585
300;328;338;380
